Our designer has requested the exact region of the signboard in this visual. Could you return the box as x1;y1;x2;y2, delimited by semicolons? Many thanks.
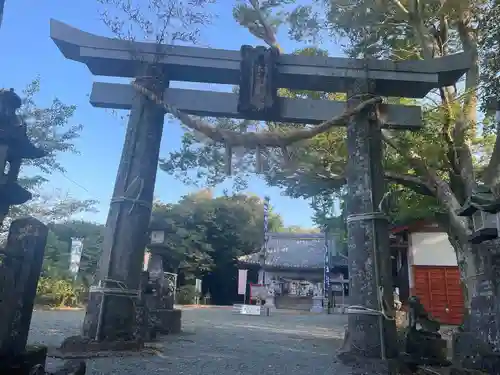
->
150;230;165;244
238;269;248;295
240;304;261;315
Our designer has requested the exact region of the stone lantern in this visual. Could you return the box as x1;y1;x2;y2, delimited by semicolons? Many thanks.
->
141;220;182;335
149;227;166;247
457;185;500;244
0;89;46;225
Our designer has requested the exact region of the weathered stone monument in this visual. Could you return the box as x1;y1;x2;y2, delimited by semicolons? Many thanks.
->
455;187;500;374
403;296;450;369
0;89;85;374
49;19;469;368
144;222;182;335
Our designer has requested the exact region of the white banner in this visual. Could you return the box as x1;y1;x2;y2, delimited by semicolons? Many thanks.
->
143;251;150;271
69;238;83;278
238;269;248;295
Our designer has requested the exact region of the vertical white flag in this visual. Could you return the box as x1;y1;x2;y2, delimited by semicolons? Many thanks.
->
238;269;248;295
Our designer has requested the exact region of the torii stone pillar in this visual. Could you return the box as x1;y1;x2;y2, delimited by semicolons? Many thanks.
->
344;79;397;359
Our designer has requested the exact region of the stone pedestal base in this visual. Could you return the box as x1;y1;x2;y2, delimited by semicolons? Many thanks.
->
0;345;48;375
406;332;449;366
310;296;324;313
264;296;275;309
453;331;500;375
151;308;182;334
58;335;143;356
51;360;87;375
338;352;487;375
337;353;407;375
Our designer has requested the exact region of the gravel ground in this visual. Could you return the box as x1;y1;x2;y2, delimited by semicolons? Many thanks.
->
28;308;351;375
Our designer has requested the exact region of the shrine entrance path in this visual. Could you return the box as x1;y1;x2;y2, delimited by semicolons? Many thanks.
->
29;307;350;375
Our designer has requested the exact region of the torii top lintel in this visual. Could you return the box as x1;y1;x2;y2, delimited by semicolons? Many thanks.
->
50;19;470;99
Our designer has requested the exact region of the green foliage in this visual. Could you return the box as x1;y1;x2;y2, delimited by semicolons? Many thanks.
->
42;230;72;279
162;0;496;243
175;285;197;305
479;0;500;112
35;221;105;307
150;191;285;305
49;220;105;287
20;78;82;176
36;277;84;307
34;192;288;307
97;0;215;45
3;78;97;238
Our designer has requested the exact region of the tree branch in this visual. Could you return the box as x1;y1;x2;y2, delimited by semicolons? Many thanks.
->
247;0;281;50
384;171;435;196
399;0;476;199
450;11;477;197
132;78;382;149
390;0;409;17
0;0;4;30
408;0;435;59
382;131;468;233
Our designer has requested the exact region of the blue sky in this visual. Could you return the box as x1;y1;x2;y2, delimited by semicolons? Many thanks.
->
0;0;342;228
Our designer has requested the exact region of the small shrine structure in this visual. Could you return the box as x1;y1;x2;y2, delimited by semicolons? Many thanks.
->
238;232;347;311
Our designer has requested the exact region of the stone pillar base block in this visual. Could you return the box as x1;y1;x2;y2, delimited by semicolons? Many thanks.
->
336;353;404;375
52;360;87;375
151;308;182;334
51;335;154;359
310;296;324;313
0;345;48;375
264;296;275;308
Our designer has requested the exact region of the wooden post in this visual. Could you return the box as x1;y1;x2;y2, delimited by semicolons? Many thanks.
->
81;71;167;343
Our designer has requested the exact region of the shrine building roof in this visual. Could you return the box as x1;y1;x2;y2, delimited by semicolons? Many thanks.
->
237;232;347;270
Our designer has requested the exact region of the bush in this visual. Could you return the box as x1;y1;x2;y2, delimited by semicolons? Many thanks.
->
176;285;197;305
36;276;85;307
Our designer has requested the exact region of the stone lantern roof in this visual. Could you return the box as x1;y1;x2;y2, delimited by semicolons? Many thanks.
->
456;185;500;217
456;185;500;244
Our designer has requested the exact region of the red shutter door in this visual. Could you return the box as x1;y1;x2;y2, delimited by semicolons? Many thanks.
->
413;266;464;325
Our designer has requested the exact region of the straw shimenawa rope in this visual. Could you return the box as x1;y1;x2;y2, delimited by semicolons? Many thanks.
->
131;78;382;150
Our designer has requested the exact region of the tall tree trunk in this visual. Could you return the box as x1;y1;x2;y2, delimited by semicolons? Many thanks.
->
436;213;476;316
449;235;477;320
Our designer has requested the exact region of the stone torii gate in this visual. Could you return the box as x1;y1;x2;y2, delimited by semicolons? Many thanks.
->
50;19;469;359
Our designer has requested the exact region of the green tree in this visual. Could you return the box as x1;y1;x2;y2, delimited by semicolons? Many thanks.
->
157;0;495;317
150;191;284;304
4;78;97;236
281;225;320;233
42;230;72;279
49;220;105;286
150;196;215;275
